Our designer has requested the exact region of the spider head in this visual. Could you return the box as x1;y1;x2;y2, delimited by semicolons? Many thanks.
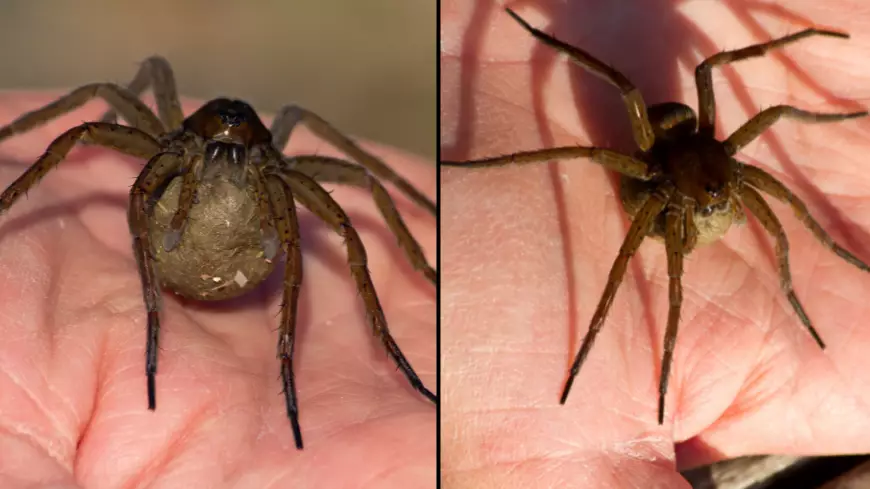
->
186;98;275;186
185;98;272;147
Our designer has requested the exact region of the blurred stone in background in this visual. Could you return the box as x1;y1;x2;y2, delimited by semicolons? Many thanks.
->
0;0;435;159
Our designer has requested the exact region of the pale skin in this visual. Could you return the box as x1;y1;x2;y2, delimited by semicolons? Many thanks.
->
0;93;436;488
442;1;870;488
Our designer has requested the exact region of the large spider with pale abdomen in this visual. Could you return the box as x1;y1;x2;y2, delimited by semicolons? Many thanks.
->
441;8;868;424
0;56;437;449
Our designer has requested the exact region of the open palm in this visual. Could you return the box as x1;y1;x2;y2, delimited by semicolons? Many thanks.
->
0;94;436;488
442;1;870;487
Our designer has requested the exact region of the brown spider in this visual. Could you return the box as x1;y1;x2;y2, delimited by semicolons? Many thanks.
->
441;8;869;424
0;56;437;449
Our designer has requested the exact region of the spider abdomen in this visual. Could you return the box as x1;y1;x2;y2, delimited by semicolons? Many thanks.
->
149;175;276;301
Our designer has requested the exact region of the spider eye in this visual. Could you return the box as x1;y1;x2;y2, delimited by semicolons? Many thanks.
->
699;206;714;217
704;183;722;198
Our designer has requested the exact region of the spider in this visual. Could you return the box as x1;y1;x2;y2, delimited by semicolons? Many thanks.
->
441;8;869;424
0;56;437;449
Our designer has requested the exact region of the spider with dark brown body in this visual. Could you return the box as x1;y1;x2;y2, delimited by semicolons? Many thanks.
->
441;8;869;424
0;56;437;449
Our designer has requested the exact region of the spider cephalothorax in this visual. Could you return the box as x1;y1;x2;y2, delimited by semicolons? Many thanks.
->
0;57;437;449
442;8;868;423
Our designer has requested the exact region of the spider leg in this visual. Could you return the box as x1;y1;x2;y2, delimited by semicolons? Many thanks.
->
161;154;205;252
740;162;870;273
441;146;658;181
725;105;867;155
98;56;186;131
695;28;850;134
0;123;161;212
128;151;185;410
269;104;436;216
740;185;825;348
262;170;305;449
267;168;436;404
683;200;698;253
659;200;685;424
561;185;672;404
0;84;165;141
284;155;436;284
504;7;655;151
245;162;281;260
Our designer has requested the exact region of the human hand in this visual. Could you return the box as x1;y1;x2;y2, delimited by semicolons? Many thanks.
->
441;1;870;487
0;93;436;488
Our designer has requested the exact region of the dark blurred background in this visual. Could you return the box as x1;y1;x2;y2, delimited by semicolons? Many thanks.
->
0;0;435;159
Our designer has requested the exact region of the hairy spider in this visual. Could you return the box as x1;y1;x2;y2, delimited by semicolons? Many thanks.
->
0;56;437;449
441;8;869;424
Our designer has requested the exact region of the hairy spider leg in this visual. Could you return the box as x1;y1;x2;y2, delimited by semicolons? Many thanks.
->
99;56;186;131
741;164;870;274
128;151;185;410
286;156;436;284
441;146;658;181
0;84;165;140
243;162;280;260
739;185;825;348
659;198;686;423
0;122;161;210
268;169;438;405
725;105;867;154
560;186;673;404
270;104;437;216
736;163;870;351
695;27;851;134
262;171;305;448
504;7;655;151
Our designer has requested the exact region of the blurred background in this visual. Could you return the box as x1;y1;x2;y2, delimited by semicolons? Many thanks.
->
0;0;435;159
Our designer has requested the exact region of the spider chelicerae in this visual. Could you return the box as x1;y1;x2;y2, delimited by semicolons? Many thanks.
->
441;8;869;423
0;56;437;449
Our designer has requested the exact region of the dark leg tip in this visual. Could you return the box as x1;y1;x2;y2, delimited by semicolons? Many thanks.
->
147;375;156;410
658;396;665;424
504;7;530;30
559;377;575;404
290;416;304;450
417;385;437;404
806;325;826;350
424;268;437;286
